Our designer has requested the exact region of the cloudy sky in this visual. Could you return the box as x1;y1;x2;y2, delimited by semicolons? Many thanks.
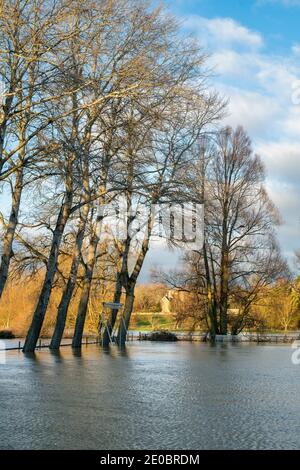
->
141;0;300;281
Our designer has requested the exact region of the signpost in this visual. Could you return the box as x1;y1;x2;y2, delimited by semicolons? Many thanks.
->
103;302;123;310
100;302;124;346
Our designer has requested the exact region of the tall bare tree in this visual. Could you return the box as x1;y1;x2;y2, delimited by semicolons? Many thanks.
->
155;127;287;338
0;0;73;297
23;0;212;351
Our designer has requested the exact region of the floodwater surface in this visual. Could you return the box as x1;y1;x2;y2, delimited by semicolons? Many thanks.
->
0;342;299;449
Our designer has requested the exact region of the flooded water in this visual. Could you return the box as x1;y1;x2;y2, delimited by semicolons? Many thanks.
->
0;342;299;449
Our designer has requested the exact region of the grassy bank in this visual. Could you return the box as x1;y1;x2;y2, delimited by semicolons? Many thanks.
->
130;312;199;332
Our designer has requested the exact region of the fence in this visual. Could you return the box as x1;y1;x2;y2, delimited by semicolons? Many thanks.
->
0;331;299;351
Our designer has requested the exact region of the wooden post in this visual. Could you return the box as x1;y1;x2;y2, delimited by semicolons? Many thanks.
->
18;341;21;350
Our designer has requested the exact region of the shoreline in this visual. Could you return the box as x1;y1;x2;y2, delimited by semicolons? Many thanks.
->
1;331;300;352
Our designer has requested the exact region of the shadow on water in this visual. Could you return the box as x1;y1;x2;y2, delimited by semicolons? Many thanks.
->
207;341;229;350
98;343;130;359
22;351;40;362
71;347;82;358
118;348;130;358
100;345;112;355
49;349;64;363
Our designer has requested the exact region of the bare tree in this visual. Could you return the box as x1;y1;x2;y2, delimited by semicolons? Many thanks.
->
207;127;287;334
0;0;73;296
155;127;287;338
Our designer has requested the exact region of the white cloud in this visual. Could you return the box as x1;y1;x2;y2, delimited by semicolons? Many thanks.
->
255;59;298;98
185;16;263;49
265;180;300;264
257;141;300;184
280;106;300;136
211;50;260;79
219;85;280;136
292;43;300;55
181;14;300;262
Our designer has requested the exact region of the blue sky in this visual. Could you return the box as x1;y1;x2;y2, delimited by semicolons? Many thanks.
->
170;0;299;55
141;0;300;280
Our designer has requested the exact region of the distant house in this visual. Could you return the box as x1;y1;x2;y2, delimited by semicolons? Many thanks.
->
160;295;241;316
160;291;173;313
159;290;186;314
227;308;240;316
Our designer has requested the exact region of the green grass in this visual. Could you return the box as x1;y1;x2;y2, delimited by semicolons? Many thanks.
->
130;312;200;332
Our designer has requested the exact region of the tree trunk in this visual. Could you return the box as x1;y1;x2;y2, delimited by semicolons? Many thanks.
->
208;301;218;341
0;168;23;298
71;230;98;349
22;197;72;353
115;215;152;346
102;273;122;347
117;282;136;347
71;270;93;348
219;248;229;335
50;204;89;349
203;241;218;339
0;91;14;176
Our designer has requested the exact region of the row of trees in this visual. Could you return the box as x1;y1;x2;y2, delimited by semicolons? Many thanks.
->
1;275;299;336
161;279;300;334
0;0;296;350
0;0;223;351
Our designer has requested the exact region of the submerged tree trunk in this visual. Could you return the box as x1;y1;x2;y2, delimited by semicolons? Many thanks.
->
72;224;100;349
117;281;136;347
0;168;23;298
219;248;229;335
101;273;123;346
115;211;153;347
71;269;93;349
50;204;90;349
203;241;218;340
23;196;72;353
